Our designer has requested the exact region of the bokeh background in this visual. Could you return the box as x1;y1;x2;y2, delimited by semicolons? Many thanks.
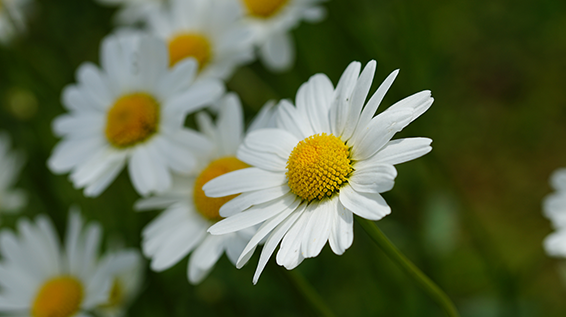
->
1;0;566;316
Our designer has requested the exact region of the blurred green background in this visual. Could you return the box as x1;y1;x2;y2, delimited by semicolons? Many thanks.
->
1;0;566;316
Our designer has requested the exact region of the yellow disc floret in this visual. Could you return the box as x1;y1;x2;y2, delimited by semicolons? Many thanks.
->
168;33;212;69
105;93;159;148
242;0;289;18
32;276;83;317
193;157;249;222
286;133;352;201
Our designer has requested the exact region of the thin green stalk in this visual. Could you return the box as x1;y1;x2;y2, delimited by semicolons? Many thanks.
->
357;216;460;317
284;269;336;317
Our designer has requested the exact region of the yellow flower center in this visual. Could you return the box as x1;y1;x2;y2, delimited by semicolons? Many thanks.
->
105;93;160;148
286;133;352;201
242;0;289;18
193;157;249;222
32;276;83;317
168;33;212;69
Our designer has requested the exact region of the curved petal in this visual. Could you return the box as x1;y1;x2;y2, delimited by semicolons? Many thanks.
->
339;185;391;221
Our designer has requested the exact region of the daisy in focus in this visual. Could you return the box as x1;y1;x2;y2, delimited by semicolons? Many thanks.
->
48;33;224;197
204;60;434;283
145;0;254;81
234;0;327;71
95;249;144;317
543;168;566;257
0;211;116;317
0;132;26;214
96;0;164;25
136;93;276;284
0;0;32;44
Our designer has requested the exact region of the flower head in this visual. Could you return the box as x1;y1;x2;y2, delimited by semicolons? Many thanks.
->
234;0;327;71
204;60;434;283
48;32;224;197
0;210;120;317
136;93;276;284
146;0;255;81
543;168;566;257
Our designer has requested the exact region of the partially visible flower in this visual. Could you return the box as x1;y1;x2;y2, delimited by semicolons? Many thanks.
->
48;32;224;197
136;93;274;284
0;0;32;44
0;132;26;214
205;60;433;283
233;0;327;71
543;168;566;257
95;249;144;317
96;0;164;25
146;0;254;81
0;210;115;317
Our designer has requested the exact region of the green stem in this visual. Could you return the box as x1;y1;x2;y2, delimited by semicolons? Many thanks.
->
284;269;336;317
357;216;460;317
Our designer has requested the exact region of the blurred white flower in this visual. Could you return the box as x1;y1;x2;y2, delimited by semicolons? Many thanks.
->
48;32;224;197
136;93;275;284
146;0;255;81
543;168;566;257
204;60;433;283
0;132;26;214
0;210;116;317
233;0;327;71
95;249;144;317
0;0;32;44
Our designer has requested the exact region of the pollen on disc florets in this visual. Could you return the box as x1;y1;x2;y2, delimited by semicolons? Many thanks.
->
32;276;83;317
193;157;249;222
105;93;159;148
286;133;353;201
168;33;212;69
242;0;289;18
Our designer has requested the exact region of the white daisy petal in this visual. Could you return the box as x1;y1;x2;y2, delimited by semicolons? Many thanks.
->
259;31;294;72
220;185;291;218
364;137;433;166
241;128;298;160
236;198;302;268
305;74;334;134
276;99;314;140
237;145;287;172
341;60;376;140
203;167;287;197
301;199;335;258
351;108;413;161
209;193;298;235
76;63;113;110
388;90;434;123
276;207;310;270
544;229;566;257
164;79;224;116
217;93;244;156
339;186;391;221
328;202;354;255
252;204;307;285
349;164;397;194
330;61;361;137
188;234;225;284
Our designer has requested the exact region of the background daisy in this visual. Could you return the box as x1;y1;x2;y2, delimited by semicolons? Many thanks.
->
48;32;224;197
95;249;144;317
0;210;113;317
204;60;433;283
0;132;26;215
233;0;327;71
136;93;275;284
145;0;254;81
543;168;566;257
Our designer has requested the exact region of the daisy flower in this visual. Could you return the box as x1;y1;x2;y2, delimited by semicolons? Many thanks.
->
0;210;114;317
96;0;164;25
543;168;566;257
95;249;144;317
204;60;434;283
48;32;224;197
0;0;32;44
234;0;327;71
145;0;254;81
136;93;275;284
0;132;26;214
